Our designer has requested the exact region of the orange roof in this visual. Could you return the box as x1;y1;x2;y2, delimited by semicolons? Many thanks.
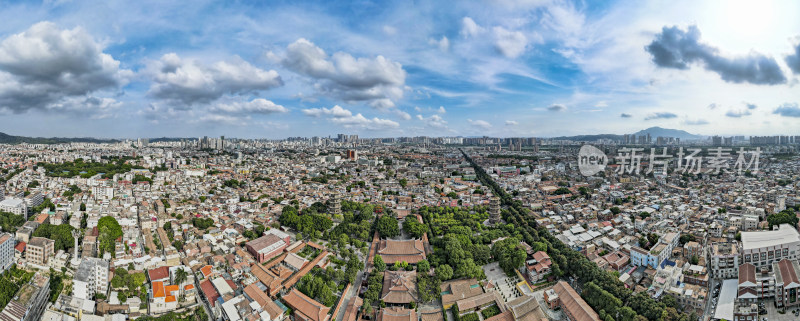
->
152;281;165;298
34;214;48;224
165;295;176;303
201;265;213;278
165;284;179;295
184;284;195;291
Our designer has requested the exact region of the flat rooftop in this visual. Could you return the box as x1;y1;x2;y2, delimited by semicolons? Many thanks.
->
741;224;800;251
714;279;737;321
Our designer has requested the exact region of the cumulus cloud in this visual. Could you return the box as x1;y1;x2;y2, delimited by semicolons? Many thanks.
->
725;109;752;118
547;104;566;111
417;114;448;129
368;98;395;110
620;113;632;118
281;38;406;107
773;103;800;117
147;53;282;106
302;105;352;117
707;103;718;109
429;36;450;52
393;109;411;120
493;26;527;58
438;106;446;114
302;105;398;130
0;21;131;114
645;25;786;85
460;17;483;38
505;120;518;126
787;40;800;74
468;119;492;130
745;103;757;110
644;112;677;120
210;98;288;114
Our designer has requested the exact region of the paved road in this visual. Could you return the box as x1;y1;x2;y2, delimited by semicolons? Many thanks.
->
335;271;364;321
703;278;719;321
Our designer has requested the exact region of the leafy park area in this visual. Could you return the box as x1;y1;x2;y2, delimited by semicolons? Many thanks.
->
38;158;144;179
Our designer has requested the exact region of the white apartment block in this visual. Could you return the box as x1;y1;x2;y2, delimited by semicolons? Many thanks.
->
73;257;109;300
741;224;800;270
709;242;740;279
0;233;14;272
0;198;26;216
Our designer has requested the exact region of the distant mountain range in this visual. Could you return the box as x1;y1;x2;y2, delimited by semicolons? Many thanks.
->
549;127;706;142
631;127;704;140
0;132;118;144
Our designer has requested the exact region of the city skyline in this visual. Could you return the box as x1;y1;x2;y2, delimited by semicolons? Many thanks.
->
1;0;799;138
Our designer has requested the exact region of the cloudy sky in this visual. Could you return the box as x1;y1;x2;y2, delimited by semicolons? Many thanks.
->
1;0;799;138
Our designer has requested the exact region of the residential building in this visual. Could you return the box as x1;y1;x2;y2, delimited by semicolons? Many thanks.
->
0;198;26;217
709;242;740;279
73;257;109;300
0;272;50;321
26;237;54;266
0;233;15;271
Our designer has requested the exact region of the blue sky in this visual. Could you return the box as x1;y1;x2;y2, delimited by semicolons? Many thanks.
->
0;0;799;138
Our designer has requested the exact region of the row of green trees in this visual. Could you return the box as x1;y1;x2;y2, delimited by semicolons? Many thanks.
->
461;149;692;321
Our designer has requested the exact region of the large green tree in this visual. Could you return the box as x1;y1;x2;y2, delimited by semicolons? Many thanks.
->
492;237;526;276
376;215;400;238
98;216;123;257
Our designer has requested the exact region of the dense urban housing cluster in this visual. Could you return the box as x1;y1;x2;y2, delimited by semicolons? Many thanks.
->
0;134;798;321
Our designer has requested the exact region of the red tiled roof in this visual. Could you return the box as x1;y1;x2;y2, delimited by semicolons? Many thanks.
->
200;279;220;307
283;288;330;321
148;266;170;281
553;281;600;321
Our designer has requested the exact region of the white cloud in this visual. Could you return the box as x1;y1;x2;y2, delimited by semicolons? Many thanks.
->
429;36;450;52
438;106;446;113
505;120;518;126
0;21;131;114
211;98;288;114
147;53;282;105
418;114;448;129
302;105;353;117
368;98;396;110
393;109;411;120
594;101;608;108
493;26;528;58
281;38;406;107
302;105;398;130
460;17;484;38
468;119;492;130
